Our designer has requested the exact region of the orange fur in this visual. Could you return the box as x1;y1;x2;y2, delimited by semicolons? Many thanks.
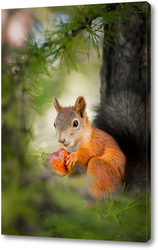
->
54;96;126;199
75;126;126;199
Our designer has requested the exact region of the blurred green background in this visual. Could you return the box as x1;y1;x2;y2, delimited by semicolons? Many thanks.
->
2;5;150;242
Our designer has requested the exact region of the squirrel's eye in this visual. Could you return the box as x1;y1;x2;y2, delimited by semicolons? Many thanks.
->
54;122;56;128
73;120;78;127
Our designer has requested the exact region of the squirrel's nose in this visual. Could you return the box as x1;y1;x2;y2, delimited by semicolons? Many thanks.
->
59;138;65;144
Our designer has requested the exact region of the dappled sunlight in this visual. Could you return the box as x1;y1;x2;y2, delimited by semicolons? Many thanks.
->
2;9;33;47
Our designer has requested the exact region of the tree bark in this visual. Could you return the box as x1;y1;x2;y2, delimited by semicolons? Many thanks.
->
100;2;150;104
97;2;151;189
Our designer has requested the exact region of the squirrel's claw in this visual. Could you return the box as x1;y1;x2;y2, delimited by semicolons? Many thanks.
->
66;153;77;172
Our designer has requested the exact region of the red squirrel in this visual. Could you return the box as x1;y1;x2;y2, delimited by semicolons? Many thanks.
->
53;96;126;199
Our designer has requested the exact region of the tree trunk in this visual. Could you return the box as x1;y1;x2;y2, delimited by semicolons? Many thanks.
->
100;2;150;104
96;2;151;189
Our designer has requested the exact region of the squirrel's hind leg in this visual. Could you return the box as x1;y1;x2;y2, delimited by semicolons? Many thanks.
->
87;154;125;199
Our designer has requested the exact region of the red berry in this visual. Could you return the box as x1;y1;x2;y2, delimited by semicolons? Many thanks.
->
44;148;69;176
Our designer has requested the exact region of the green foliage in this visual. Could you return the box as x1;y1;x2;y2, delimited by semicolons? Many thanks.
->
2;173;150;241
2;2;151;242
41;2;150;71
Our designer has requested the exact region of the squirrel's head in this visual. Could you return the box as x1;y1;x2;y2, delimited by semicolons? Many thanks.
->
53;96;88;151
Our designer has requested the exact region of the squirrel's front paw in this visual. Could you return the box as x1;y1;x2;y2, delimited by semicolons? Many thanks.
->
66;153;77;172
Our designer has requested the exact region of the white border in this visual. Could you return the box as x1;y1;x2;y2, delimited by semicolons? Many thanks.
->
0;0;158;250
0;0;154;9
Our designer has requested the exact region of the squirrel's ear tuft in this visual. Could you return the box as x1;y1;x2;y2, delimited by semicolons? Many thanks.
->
74;96;86;118
53;97;62;112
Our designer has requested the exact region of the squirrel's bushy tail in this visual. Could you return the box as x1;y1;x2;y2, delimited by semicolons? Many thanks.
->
94;91;150;191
